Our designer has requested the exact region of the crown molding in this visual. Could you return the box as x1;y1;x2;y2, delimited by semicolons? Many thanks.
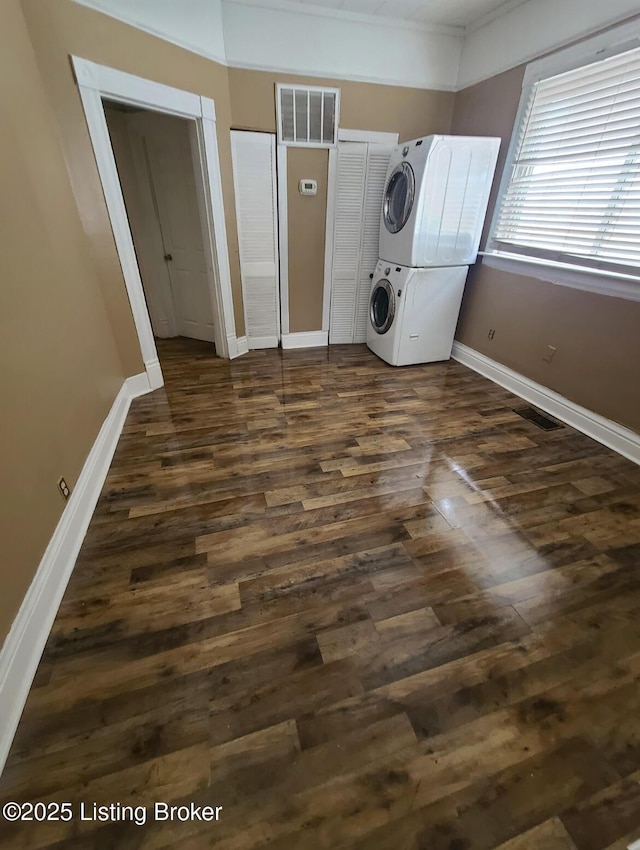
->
224;0;463;36
71;0;227;66
463;0;529;35
224;58;457;91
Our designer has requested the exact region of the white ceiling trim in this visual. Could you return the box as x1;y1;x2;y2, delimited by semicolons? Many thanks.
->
463;0;529;35
458;1;640;89
224;58;457;91
226;0;463;36
72;0;227;66
71;0;640;95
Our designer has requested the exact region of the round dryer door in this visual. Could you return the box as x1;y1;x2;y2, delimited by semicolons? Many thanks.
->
370;279;396;335
383;162;415;233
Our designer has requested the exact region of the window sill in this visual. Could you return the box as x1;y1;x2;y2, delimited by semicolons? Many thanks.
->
479;252;640;303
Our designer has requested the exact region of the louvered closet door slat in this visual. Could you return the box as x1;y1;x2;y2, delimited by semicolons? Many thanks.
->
230;131;280;348
330;143;367;344
354;144;392;343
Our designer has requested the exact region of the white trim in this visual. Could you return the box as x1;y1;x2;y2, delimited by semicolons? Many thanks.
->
224;58;458;92
521;17;640;87
0;373;153;775
457;7;640;90
281;331;329;349
452;342;640;466
337;129;399;145
72;0;228;66
323;146;338;334
73;59;203;117
248;335;279;349
480;252;640;303
197;103;236;357
464;0;530;35
627;840;640;850
144;358;163;390
276;144;289;335
227;334;250;359
226;0;461;37
72;57;236;365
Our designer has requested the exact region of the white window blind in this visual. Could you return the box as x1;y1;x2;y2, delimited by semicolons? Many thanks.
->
276;84;339;147
492;43;640;272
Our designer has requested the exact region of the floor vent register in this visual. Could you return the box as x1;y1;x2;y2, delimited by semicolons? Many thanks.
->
513;406;564;431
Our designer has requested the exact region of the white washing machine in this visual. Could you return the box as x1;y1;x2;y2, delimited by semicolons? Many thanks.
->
379;135;500;268
366;261;468;366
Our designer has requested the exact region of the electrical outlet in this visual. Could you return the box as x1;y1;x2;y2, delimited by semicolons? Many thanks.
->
488;329;496;340
543;345;557;363
58;477;71;501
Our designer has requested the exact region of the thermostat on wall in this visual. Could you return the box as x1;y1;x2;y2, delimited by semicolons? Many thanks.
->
299;179;317;196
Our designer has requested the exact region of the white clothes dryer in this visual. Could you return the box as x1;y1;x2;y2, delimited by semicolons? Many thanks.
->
379;135;500;268
366;261;469;366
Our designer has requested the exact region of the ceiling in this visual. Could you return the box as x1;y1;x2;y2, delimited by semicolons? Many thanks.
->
226;0;529;29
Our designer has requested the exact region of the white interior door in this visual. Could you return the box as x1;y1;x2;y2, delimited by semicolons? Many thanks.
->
139;112;216;344
230;130;280;349
329;141;393;343
105;108;176;339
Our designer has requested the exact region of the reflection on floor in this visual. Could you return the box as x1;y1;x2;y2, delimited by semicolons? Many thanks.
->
2;337;640;849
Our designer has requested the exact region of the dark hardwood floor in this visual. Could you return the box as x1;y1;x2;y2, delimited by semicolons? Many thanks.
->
1;337;640;849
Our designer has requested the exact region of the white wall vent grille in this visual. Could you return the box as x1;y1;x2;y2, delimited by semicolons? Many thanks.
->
276;84;340;147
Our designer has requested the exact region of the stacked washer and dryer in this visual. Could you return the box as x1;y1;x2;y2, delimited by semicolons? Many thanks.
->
366;135;501;366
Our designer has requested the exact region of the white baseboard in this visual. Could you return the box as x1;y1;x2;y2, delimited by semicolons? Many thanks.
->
452;342;640;466
227;334;249;359
0;372;154;775
248;336;278;350
144;358;163;390
281;331;329;350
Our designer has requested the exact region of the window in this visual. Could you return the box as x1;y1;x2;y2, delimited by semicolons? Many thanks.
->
276;84;340;147
487;23;640;295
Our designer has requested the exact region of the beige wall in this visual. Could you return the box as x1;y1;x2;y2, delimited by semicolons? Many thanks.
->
287;148;329;332
20;0;245;354
451;66;640;433
0;0;126;642
228;69;455;140
229;68;455;333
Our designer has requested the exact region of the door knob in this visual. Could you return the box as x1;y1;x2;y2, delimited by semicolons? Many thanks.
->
164;253;173;261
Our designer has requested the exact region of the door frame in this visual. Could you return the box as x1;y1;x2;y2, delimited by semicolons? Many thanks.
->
324;129;399;338
73;57;240;389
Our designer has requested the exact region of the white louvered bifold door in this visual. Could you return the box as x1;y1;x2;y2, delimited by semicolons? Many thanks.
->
329;142;392;344
354;145;393;342
329;143;367;343
230;131;280;349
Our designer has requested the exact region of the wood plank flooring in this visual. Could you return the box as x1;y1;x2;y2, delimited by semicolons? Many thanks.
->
1;337;640;849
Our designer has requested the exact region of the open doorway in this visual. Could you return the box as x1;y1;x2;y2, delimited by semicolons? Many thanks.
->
105;105;217;348
73;57;240;392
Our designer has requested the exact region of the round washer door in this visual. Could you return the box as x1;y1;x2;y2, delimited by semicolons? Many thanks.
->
370;280;396;335
383;162;415;233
